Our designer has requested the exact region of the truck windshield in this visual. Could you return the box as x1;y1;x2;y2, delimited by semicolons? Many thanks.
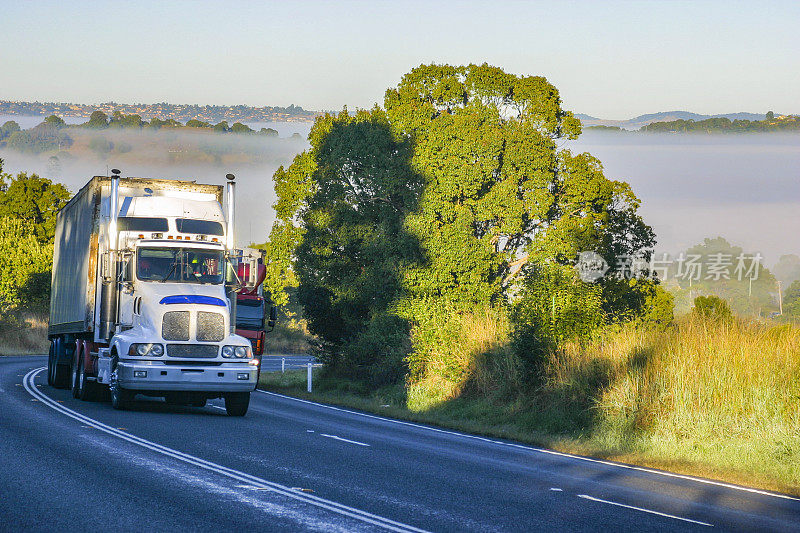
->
236;298;264;329
137;247;224;284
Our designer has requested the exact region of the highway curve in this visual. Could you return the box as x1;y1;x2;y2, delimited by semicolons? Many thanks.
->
1;355;799;532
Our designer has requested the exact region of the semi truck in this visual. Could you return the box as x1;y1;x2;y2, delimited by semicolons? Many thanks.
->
46;170;262;416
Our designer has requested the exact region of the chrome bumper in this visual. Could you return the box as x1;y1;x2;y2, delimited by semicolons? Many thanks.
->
117;361;257;392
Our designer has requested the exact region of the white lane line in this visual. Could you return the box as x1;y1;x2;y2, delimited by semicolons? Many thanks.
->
24;368;427;533
320;434;370;447
578;494;713;527
210;405;226;411
257;390;800;503
550;488;563;492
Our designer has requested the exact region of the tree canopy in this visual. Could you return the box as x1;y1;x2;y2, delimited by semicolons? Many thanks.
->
0;159;70;245
264;63;659;382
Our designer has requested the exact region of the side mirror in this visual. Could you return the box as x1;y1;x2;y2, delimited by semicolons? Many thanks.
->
267;306;277;329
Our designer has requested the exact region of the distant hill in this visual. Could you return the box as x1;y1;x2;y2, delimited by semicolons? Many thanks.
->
577;111;769;130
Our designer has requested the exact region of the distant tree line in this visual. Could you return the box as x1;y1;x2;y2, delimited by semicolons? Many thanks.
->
641;114;800;133
82;110;280;136
0;99;317;123
0;112;283;155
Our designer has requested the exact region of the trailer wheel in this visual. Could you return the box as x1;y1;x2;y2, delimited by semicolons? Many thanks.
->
71;352;80;399
76;351;99;402
224;392;249;416
51;337;71;389
110;370;132;410
47;342;55;386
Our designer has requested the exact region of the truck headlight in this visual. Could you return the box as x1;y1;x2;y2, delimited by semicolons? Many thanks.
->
129;343;164;357
222;345;251;359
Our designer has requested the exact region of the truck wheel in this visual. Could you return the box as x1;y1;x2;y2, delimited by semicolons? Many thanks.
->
110;371;132;410
50;338;69;389
71;355;81;399
77;355;98;402
224;392;249;416
47;342;55;386
191;398;207;408
52;337;72;389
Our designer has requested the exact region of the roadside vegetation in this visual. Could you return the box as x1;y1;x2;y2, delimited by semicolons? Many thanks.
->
0;158;67;354
261;311;800;495
257;63;800;495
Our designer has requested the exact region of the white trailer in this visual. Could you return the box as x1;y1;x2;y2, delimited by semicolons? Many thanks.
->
47;170;259;415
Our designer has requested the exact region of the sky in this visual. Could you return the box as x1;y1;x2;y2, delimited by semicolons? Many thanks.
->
1;0;798;118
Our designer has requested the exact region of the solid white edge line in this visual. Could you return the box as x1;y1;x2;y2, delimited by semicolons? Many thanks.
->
578;494;713;527
24;368;428;533
320;434;371;447
256;390;800;503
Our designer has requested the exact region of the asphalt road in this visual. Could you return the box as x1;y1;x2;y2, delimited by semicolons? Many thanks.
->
1;355;799;532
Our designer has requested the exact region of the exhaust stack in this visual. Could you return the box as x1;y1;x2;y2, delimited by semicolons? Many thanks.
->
100;169;121;340
225;173;236;250
225;174;238;334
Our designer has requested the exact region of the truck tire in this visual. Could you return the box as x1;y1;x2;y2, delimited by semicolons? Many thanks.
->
76;354;99;402
224;392;249;416
51;337;71;389
47;342;55;386
71;355;81;399
110;370;132;410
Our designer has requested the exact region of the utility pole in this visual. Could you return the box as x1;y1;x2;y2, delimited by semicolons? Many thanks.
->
777;280;783;315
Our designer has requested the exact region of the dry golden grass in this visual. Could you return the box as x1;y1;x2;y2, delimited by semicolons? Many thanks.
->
553;317;800;491
0;313;49;355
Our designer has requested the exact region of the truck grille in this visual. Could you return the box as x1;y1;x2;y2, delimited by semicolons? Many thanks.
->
197;311;225;342
162;311;190;341
167;344;219;358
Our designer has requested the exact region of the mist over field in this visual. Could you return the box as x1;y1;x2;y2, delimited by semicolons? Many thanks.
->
0;118;311;247
567;131;800;264
1;115;796;265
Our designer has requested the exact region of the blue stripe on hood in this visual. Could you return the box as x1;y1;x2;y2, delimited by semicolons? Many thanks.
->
159;295;227;306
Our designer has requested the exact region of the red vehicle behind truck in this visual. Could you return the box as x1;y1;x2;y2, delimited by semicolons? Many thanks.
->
234;248;276;360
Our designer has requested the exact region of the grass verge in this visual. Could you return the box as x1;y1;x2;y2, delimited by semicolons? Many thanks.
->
259;316;800;497
0;314;49;355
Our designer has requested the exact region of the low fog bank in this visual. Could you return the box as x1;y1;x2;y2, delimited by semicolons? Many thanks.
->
2;125;797;267
567;132;800;264
0;126;310;247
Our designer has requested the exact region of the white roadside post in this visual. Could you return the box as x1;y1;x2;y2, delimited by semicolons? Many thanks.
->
282;357;285;374
307;362;312;393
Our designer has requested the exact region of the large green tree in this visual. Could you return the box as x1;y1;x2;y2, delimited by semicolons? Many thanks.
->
265;64;656;381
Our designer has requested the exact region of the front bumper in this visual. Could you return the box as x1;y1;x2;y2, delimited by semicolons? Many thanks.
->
117;360;257;392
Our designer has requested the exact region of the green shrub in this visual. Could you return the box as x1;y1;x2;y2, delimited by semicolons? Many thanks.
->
511;263;604;375
693;295;733;321
0;218;52;317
